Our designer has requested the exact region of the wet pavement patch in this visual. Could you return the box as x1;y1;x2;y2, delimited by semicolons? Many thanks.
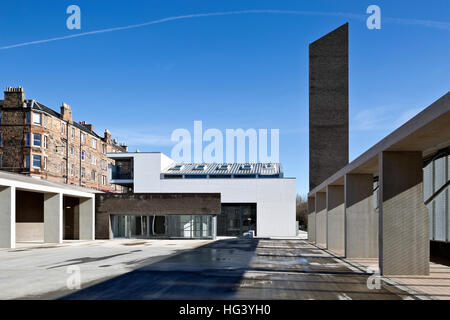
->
58;238;415;300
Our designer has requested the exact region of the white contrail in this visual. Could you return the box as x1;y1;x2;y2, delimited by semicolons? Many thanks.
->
0;9;448;50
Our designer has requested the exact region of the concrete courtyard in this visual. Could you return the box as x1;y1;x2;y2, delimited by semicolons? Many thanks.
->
0;236;426;300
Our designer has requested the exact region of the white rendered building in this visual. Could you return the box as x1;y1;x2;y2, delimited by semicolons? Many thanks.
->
107;152;296;239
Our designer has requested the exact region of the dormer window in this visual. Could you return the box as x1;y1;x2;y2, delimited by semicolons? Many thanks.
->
263;164;276;169
171;164;184;171
194;164;207;171
217;164;229;170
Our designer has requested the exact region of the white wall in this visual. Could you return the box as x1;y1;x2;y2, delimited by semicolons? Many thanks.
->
128;153;296;237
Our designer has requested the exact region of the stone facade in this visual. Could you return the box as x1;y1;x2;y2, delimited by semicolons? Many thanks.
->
0;87;127;192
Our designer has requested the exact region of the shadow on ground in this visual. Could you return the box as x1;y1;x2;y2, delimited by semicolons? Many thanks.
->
62;238;259;300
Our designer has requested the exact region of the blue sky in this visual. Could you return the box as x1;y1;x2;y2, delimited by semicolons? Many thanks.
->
0;0;449;196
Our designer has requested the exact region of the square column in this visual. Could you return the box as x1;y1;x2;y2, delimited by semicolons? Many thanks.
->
307;196;316;242
327;185;345;254
315;192;327;248
79;198;95;240
44;193;63;244
345;174;378;258
379;151;429;275
0;186;16;248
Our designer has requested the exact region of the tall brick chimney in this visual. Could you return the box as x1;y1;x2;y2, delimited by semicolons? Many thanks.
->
104;129;112;144
309;23;349;190
60;102;72;122
3;86;26;107
80;121;94;132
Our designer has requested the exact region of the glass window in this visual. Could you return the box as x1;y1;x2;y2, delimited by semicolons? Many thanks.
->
92;139;97;149
81;150;85;161
92;154;96;165
0;112;2;124
81;133;86;145
32;155;41;168
32;113;42;125
33;134;42;147
61;162;65;174
25;133;30;146
81;167;85;177
102;175;107;185
43;136;47;149
43;156;47;170
25;154;30;168
70;146;74;156
434;156;446;193
0;133;2;147
91;170;96;180
0;154;2;167
43;115;47;128
25;112;30;124
102;144;107;154
71;127;75;139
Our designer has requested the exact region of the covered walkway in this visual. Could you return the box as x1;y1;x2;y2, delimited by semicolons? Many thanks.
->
0;170;95;248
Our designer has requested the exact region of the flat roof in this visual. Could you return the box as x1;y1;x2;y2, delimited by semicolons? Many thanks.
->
0;170;97;198
309;91;450;195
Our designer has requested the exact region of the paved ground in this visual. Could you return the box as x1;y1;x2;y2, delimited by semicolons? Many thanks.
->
0;237;418;300
0;239;210;299
349;258;450;300
0;238;422;299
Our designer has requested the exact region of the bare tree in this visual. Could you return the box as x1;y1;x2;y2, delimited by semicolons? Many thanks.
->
296;194;308;230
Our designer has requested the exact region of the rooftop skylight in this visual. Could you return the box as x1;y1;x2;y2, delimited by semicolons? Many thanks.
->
240;164;253;170
170;164;184;171
194;164;207;170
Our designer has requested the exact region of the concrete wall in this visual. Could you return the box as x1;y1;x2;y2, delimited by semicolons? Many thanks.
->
307;196;316;242
309;23;349;190
379;151;429;275
16;223;44;241
308;213;316;242
0;186;15;248
327;185;345;254
315;192;327;248
44;193;63;243
345;174;378;258
79;198;95;240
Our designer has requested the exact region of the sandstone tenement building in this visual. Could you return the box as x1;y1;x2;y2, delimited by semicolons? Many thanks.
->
0;86;127;192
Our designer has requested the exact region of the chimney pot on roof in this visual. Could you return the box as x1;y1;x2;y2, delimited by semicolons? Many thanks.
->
61;102;73;122
79;121;94;132
3;86;26;107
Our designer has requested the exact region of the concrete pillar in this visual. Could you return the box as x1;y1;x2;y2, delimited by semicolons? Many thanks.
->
307;196;316;242
0;186;16;248
212;215;217;240
79;197;95;240
345;174;378;258
315;192;327;248
44;193;63;243
379;151;429;275
327;185;345;255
